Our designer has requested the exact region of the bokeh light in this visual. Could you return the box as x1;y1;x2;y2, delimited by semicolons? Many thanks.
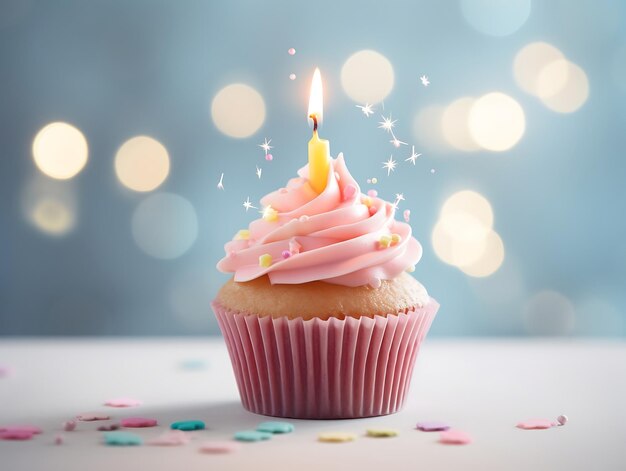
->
132;193;198;259
21;176;77;236
459;230;505;277
468;92;525;151
32;122;88;179
460;0;531;37
441;190;494;232
523;290;576;336
441;97;480;152
211;83;265;138
341;50;394;104
538;60;589;113
432;190;504;277
514;42;565;96
412;105;449;152
115;136;170;192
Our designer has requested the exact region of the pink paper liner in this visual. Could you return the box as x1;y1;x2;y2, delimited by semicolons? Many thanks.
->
212;297;439;419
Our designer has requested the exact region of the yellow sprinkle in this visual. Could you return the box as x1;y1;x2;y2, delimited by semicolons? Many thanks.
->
262;206;279;222
391;234;402;245
258;253;272;267
234;229;250;240
362;197;372;208
379;235;392;249
371;177;378;184
366;428;398;438
318;432;357;443
406;265;415;273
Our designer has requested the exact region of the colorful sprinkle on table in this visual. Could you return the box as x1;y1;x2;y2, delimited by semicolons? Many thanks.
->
148;430;191;446
234;430;272;442
416;421;450;432
0;425;43;434
54;434;65;445
171;420;205;431
366;428;398;438
104;397;142;408
0;365;12;378
63;420;77;431
557;415;568;426
256;421;294;434
120;417;158;428
179;359;208;370
77;412;111;421
318;432;357;443
199;441;241;454
0;430;36;440
103;431;143;446
516;419;555;430
439;430;472;445
97;424;120;431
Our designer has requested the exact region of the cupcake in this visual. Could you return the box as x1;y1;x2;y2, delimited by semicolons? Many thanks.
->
212;153;439;419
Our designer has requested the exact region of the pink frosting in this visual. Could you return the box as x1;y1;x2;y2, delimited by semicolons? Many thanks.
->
217;154;422;287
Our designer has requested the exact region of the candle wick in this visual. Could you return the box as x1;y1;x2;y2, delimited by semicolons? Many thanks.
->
309;114;318;133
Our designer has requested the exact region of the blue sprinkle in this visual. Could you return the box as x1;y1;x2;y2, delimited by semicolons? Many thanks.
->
234;430;273;442
256;421;295;434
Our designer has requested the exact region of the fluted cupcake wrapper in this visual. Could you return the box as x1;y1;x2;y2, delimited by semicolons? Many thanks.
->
212;298;439;419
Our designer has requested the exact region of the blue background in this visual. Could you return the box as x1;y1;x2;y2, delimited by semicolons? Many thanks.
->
1;0;625;336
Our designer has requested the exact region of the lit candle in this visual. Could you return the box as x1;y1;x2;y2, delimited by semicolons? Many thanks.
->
307;68;331;194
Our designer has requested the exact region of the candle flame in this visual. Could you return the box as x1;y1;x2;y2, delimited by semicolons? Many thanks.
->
308;68;323;125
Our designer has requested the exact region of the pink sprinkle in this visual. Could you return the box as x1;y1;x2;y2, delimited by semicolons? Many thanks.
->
63;421;77;432
104;398;142;408
288;48;296;55
54;435;65;445
77;412;111;421
265;153;273;161
121;417;158;428
299;215;309;222
289;239;302;255
227;250;236;259
97;424;120;431
343;184;357;201
367;189;378;197
281;250;291;259
0;430;35;440
368;206;377;216
0;425;42;434
199;440;241;454
289;73;296;80
0;365;12;377
439;430;472;445
148;430;191;446
516;419;555;430
403;209;411;222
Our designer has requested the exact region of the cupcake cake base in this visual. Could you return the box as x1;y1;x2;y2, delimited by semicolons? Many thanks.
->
212;298;439;419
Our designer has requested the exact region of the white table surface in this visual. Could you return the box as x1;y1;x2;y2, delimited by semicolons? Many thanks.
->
1;338;625;471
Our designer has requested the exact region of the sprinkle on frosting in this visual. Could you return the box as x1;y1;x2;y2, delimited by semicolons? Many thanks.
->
261;206;279;222
217;153;423;287
259;254;272;267
281;250;291;259
406;265;415;273
379;235;392;249
235;230;250;240
391;234;402;245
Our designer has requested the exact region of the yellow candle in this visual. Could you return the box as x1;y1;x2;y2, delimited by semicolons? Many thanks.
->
307;68;331;194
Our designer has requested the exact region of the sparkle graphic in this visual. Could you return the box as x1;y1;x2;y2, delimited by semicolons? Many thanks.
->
259;138;273;154
382;156;397;176
405;145;422;165
242;196;256;212
356;103;375;117
378;114;397;133
260;205;275;219
420;75;430;87
217;173;224;190
391;138;408;147
256;166;262;179
395;193;405;202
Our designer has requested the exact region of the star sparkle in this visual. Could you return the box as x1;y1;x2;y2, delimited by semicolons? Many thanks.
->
243;196;257;212
420;75;430;87
217;173;224;190
256;166;262;179
382;156;397;176
259;138;273;154
405;145;422;165
395;193;405;202
391;138;408;147
356;103;375;117
378;114;397;133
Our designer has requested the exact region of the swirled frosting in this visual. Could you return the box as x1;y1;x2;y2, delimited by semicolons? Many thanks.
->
217;153;422;287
